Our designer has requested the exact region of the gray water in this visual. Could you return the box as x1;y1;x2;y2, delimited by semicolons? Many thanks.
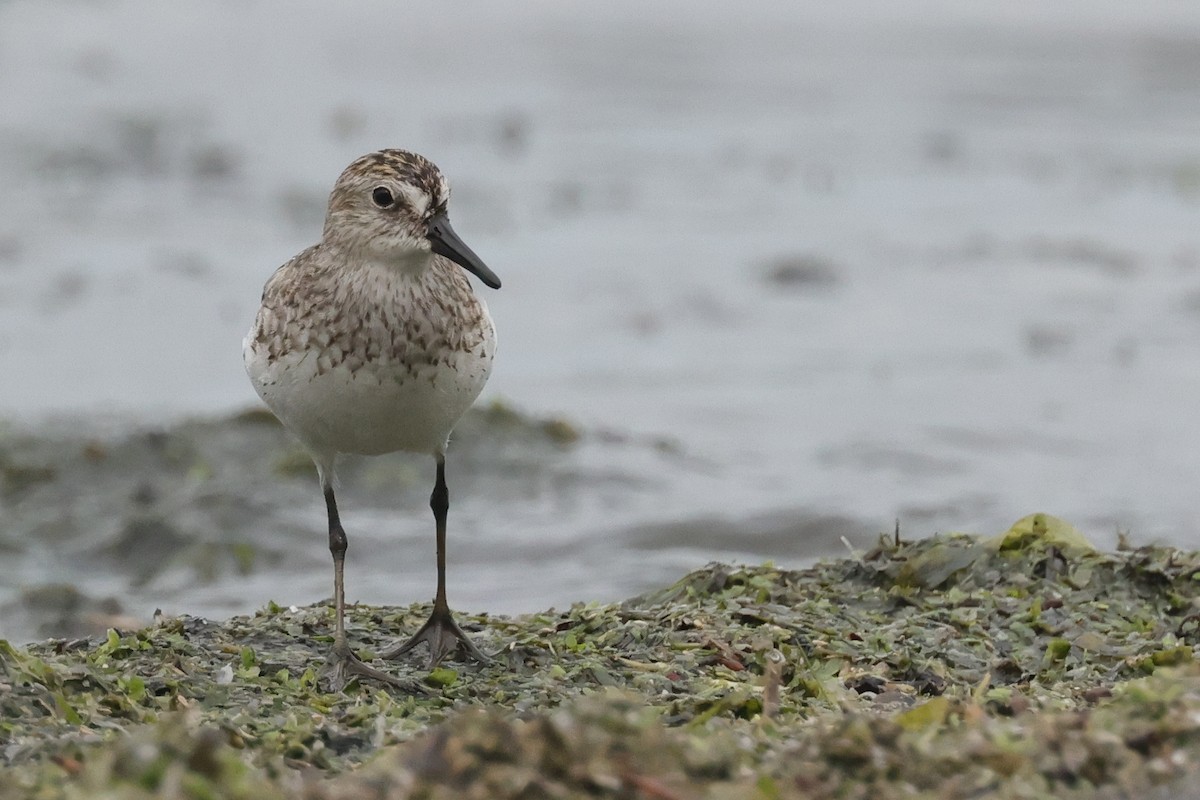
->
2;1;1200;642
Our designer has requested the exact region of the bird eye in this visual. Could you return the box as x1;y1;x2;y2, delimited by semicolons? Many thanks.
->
371;187;395;208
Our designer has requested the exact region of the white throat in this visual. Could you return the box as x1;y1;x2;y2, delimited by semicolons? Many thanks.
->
363;239;435;277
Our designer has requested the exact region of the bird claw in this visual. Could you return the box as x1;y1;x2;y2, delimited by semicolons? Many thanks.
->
320;639;429;693
381;607;492;668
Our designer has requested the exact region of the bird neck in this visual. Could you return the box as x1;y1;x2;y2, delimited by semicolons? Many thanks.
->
329;240;436;281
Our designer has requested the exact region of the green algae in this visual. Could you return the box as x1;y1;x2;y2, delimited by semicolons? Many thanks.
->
3;517;1200;797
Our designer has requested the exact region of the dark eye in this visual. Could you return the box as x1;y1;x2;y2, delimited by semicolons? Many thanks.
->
371;187;395;208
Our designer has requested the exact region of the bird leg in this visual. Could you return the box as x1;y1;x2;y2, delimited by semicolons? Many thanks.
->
381;457;491;667
320;485;421;690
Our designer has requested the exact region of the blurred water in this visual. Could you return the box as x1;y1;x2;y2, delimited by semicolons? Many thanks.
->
2;1;1200;639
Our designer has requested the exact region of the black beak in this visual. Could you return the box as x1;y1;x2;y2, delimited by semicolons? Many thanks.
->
426;211;501;290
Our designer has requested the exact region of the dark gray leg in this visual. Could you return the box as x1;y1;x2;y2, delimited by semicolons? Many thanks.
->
382;456;491;666
320;484;421;690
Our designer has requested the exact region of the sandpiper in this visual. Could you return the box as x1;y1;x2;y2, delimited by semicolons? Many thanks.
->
243;149;501;689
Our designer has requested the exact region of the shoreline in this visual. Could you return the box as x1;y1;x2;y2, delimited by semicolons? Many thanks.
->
3;517;1200;797
0;404;883;647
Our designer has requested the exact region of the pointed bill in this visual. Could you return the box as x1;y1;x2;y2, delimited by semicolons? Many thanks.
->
426;212;501;289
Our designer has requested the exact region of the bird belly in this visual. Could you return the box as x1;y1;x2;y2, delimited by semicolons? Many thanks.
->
244;333;493;458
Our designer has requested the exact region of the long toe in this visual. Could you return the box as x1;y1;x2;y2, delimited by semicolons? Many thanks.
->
426;622;492;668
382;610;493;668
321;641;430;693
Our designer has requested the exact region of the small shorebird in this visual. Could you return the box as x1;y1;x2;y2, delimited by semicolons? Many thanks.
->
243;149;501;688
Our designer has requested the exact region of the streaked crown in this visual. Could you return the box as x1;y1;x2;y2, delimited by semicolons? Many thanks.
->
322;149;451;256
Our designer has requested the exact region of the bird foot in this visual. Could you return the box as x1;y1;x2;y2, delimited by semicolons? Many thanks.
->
381;606;492;668
320;639;429;693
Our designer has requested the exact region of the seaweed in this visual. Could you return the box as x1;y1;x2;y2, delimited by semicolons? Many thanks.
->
3;516;1200;797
